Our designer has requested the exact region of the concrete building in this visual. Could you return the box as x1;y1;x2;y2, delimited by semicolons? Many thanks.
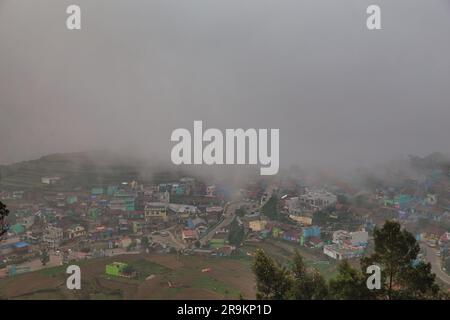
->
333;230;369;246
43;225;63;248
41;176;61;185
323;244;365;260
144;202;168;222
168;203;198;218
249;220;268;232
182;229;198;242
66;225;86;239
299;189;337;211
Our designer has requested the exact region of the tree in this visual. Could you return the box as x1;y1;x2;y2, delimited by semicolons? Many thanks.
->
361;220;440;299
253;249;328;300
235;207;247;217
122;265;136;276
399;261;440;299
252;249;291;300
261;196;279;221
329;260;374;300
252;222;444;300
289;251;328;299
141;236;149;250
40;249;50;266
0;201;9;238
228;218;245;247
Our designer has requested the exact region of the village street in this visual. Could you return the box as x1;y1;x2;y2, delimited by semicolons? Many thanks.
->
421;243;450;286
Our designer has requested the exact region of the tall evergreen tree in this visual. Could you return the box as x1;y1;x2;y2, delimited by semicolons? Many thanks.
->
290;250;328;299
361;220;440;299
329;260;374;300
252;221;444;300
252;249;291;300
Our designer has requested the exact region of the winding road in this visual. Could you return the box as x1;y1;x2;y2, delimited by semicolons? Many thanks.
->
420;243;450;286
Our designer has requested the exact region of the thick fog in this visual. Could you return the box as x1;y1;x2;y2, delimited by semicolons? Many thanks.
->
1;0;449;171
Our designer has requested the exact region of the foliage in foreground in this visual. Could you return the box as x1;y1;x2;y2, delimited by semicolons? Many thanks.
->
0;201;9;238
252;221;447;300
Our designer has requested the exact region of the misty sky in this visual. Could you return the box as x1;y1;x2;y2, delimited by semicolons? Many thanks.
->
1;0;449;170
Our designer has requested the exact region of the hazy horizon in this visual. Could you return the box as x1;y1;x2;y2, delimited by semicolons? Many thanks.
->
1;0;450;171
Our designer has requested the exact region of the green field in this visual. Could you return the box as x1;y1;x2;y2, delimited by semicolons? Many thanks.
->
0;253;256;300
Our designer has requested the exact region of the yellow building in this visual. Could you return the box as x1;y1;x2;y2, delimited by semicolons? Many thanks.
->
144;202;168;222
289;215;313;226
249;220;267;232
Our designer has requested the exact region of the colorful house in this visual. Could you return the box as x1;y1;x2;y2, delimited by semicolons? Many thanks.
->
10;223;25;235
249;220;267;232
107;185;119;196
283;230;301;243
106;262;128;277
302;226;321;239
109;198;135;211
66;196;78;205
272;227;283;238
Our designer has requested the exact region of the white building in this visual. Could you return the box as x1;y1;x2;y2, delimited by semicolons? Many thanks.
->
323;244;364;260
284;197;302;215
333;230;369;247
299;189;337;211
41;176;61;185
168;203;199;218
43;225;63;248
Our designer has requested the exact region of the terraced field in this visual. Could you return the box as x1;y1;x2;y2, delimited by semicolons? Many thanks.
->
0;252;256;300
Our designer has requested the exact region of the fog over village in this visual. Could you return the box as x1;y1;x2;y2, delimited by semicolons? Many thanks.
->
0;0;450;301
1;0;450;169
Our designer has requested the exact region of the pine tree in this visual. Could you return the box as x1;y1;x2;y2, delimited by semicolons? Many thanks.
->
329;260;374;299
252;249;291;300
361;220;440;299
289;250;328;299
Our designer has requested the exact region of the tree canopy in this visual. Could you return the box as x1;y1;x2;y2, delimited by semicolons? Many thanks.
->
252;221;445;300
0;201;9;238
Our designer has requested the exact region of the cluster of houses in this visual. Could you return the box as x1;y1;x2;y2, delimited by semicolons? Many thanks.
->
2;164;449;278
245;212;324;248
0;176;234;274
323;230;369;260
371;168;450;223
282;189;338;224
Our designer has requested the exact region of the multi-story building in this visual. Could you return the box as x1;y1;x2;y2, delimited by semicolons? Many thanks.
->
299;189;337;211
66;225;86;239
43;225;64;248
144;202;168;222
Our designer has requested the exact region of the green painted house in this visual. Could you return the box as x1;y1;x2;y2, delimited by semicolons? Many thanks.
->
91;187;104;196
105;262;128;277
107;185;119;196
10;223;25;235
66;196;78;204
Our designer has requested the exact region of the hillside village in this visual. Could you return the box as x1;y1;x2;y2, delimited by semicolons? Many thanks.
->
0;153;449;292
